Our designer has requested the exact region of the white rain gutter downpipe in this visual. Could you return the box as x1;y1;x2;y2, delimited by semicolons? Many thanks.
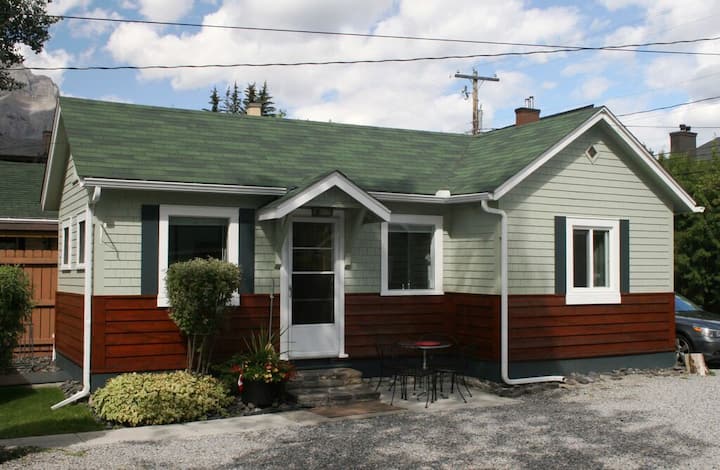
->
481;200;565;386
52;187;101;409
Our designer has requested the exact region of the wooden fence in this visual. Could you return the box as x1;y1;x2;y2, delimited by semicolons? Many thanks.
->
1;248;57;357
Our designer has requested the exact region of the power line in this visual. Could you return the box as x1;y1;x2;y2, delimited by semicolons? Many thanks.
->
13;44;720;73
626;125;720;129
54;14;720;54
617;96;720;117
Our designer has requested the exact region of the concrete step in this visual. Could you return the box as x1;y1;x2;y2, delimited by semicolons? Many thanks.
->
288;383;381;407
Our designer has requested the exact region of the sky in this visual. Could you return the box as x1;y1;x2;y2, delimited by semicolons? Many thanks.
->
21;0;720;154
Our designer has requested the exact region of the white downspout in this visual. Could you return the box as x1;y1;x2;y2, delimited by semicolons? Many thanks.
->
481;200;565;385
52;187;100;409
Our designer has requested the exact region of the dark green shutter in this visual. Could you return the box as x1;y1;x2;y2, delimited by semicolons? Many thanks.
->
238;209;255;294
141;205;159;295
620;219;630;293
555;216;566;295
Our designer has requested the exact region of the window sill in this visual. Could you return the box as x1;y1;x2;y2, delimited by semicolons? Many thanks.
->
381;288;444;296
566;290;621;305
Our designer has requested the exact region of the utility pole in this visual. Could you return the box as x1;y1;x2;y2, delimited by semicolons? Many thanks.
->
455;71;499;135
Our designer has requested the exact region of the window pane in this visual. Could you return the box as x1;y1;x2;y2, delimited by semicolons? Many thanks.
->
293;249;332;271
63;227;70;265
293;222;332;248
169;217;227;264
593;230;609;287
292;273;334;324
78;221;86;264
388;227;433;290
573;229;589;288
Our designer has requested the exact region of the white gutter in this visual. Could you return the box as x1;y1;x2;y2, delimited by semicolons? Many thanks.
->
0;218;58;224
52;187;100;409
81;177;286;196
480;200;565;386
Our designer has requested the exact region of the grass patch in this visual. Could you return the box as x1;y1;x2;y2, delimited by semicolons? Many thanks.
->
0;386;104;439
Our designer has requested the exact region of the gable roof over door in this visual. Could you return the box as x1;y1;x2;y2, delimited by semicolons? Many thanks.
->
42;97;701;213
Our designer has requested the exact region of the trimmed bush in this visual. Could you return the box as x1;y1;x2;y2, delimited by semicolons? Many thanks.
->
0;266;33;369
166;258;241;373
90;371;233;426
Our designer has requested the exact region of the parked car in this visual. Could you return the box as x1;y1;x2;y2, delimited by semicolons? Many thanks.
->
675;294;720;364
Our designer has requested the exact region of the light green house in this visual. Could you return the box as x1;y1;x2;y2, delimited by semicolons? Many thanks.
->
41;97;701;390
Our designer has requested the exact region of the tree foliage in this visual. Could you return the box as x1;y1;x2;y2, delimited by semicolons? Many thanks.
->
661;152;720;311
165;258;241;373
0;265;33;369
206;80;283;117
1;0;57;90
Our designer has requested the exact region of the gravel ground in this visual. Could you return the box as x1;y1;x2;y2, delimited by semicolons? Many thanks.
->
3;371;720;469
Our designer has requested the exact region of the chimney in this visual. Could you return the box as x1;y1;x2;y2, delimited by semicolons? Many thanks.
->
515;96;540;126
670;124;697;157
246;102;262;117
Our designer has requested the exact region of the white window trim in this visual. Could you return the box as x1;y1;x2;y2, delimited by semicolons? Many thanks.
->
157;205;240;308
381;214;443;296
565;217;620;305
75;214;86;270
60;219;72;270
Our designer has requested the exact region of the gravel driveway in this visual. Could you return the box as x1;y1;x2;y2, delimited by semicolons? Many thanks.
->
3;371;719;469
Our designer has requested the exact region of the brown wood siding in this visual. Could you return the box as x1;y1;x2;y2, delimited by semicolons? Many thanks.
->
447;293;501;360
90;294;281;374
91;295;185;373
508;292;675;361
1;248;57;356
55;291;83;365
345;294;452;358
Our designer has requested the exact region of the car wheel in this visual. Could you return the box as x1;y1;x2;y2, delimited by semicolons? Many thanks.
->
676;334;692;364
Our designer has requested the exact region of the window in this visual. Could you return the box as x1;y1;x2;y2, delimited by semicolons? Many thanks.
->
381;214;443;295
566;218;620;304
76;216;86;269
157;205;239;307
60;220;72;270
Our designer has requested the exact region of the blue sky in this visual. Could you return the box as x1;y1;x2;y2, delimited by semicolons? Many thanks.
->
23;0;720;153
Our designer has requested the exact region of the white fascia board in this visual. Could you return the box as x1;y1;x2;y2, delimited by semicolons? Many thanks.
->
258;172;391;222
40;101;63;211
491;108;702;213
370;191;491;204
81;177;287;196
0;218;58;224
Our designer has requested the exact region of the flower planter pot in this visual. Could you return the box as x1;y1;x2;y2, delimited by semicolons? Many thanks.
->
241;380;284;407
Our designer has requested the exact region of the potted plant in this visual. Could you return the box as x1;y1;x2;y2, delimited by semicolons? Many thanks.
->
236;330;294;407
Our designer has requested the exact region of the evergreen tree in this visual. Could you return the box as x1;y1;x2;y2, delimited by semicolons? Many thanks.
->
224;82;243;114
661;150;720;311
258;81;276;116
1;0;57;90
208;86;220;112
243;82;258;110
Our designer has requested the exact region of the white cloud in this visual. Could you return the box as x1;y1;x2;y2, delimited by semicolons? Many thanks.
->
69;8;123;37
99;94;135;103
19;46;72;86
136;0;195;21
104;0;582;131
575;77;612;100
47;0;92;15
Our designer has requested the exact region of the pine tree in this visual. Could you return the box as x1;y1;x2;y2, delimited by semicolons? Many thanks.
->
208;86;220;112
243;82;258;110
258;81;276;116
220;82;242;114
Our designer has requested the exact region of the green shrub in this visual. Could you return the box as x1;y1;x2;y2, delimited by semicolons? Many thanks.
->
90;371;233;426
0;266;33;369
166;258;241;373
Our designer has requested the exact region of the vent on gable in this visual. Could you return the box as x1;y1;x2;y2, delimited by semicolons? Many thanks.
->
585;145;598;163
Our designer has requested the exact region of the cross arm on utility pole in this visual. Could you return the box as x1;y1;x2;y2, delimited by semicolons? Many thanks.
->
455;71;499;135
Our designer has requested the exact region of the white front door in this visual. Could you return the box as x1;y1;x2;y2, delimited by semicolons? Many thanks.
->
282;217;345;359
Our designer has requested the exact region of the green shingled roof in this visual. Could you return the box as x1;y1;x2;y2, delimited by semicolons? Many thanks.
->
58;97;599;195
0;160;57;219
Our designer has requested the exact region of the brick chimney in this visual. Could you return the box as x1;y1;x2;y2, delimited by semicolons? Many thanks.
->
246;102;262;117
515;96;540;126
670;124;697;157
